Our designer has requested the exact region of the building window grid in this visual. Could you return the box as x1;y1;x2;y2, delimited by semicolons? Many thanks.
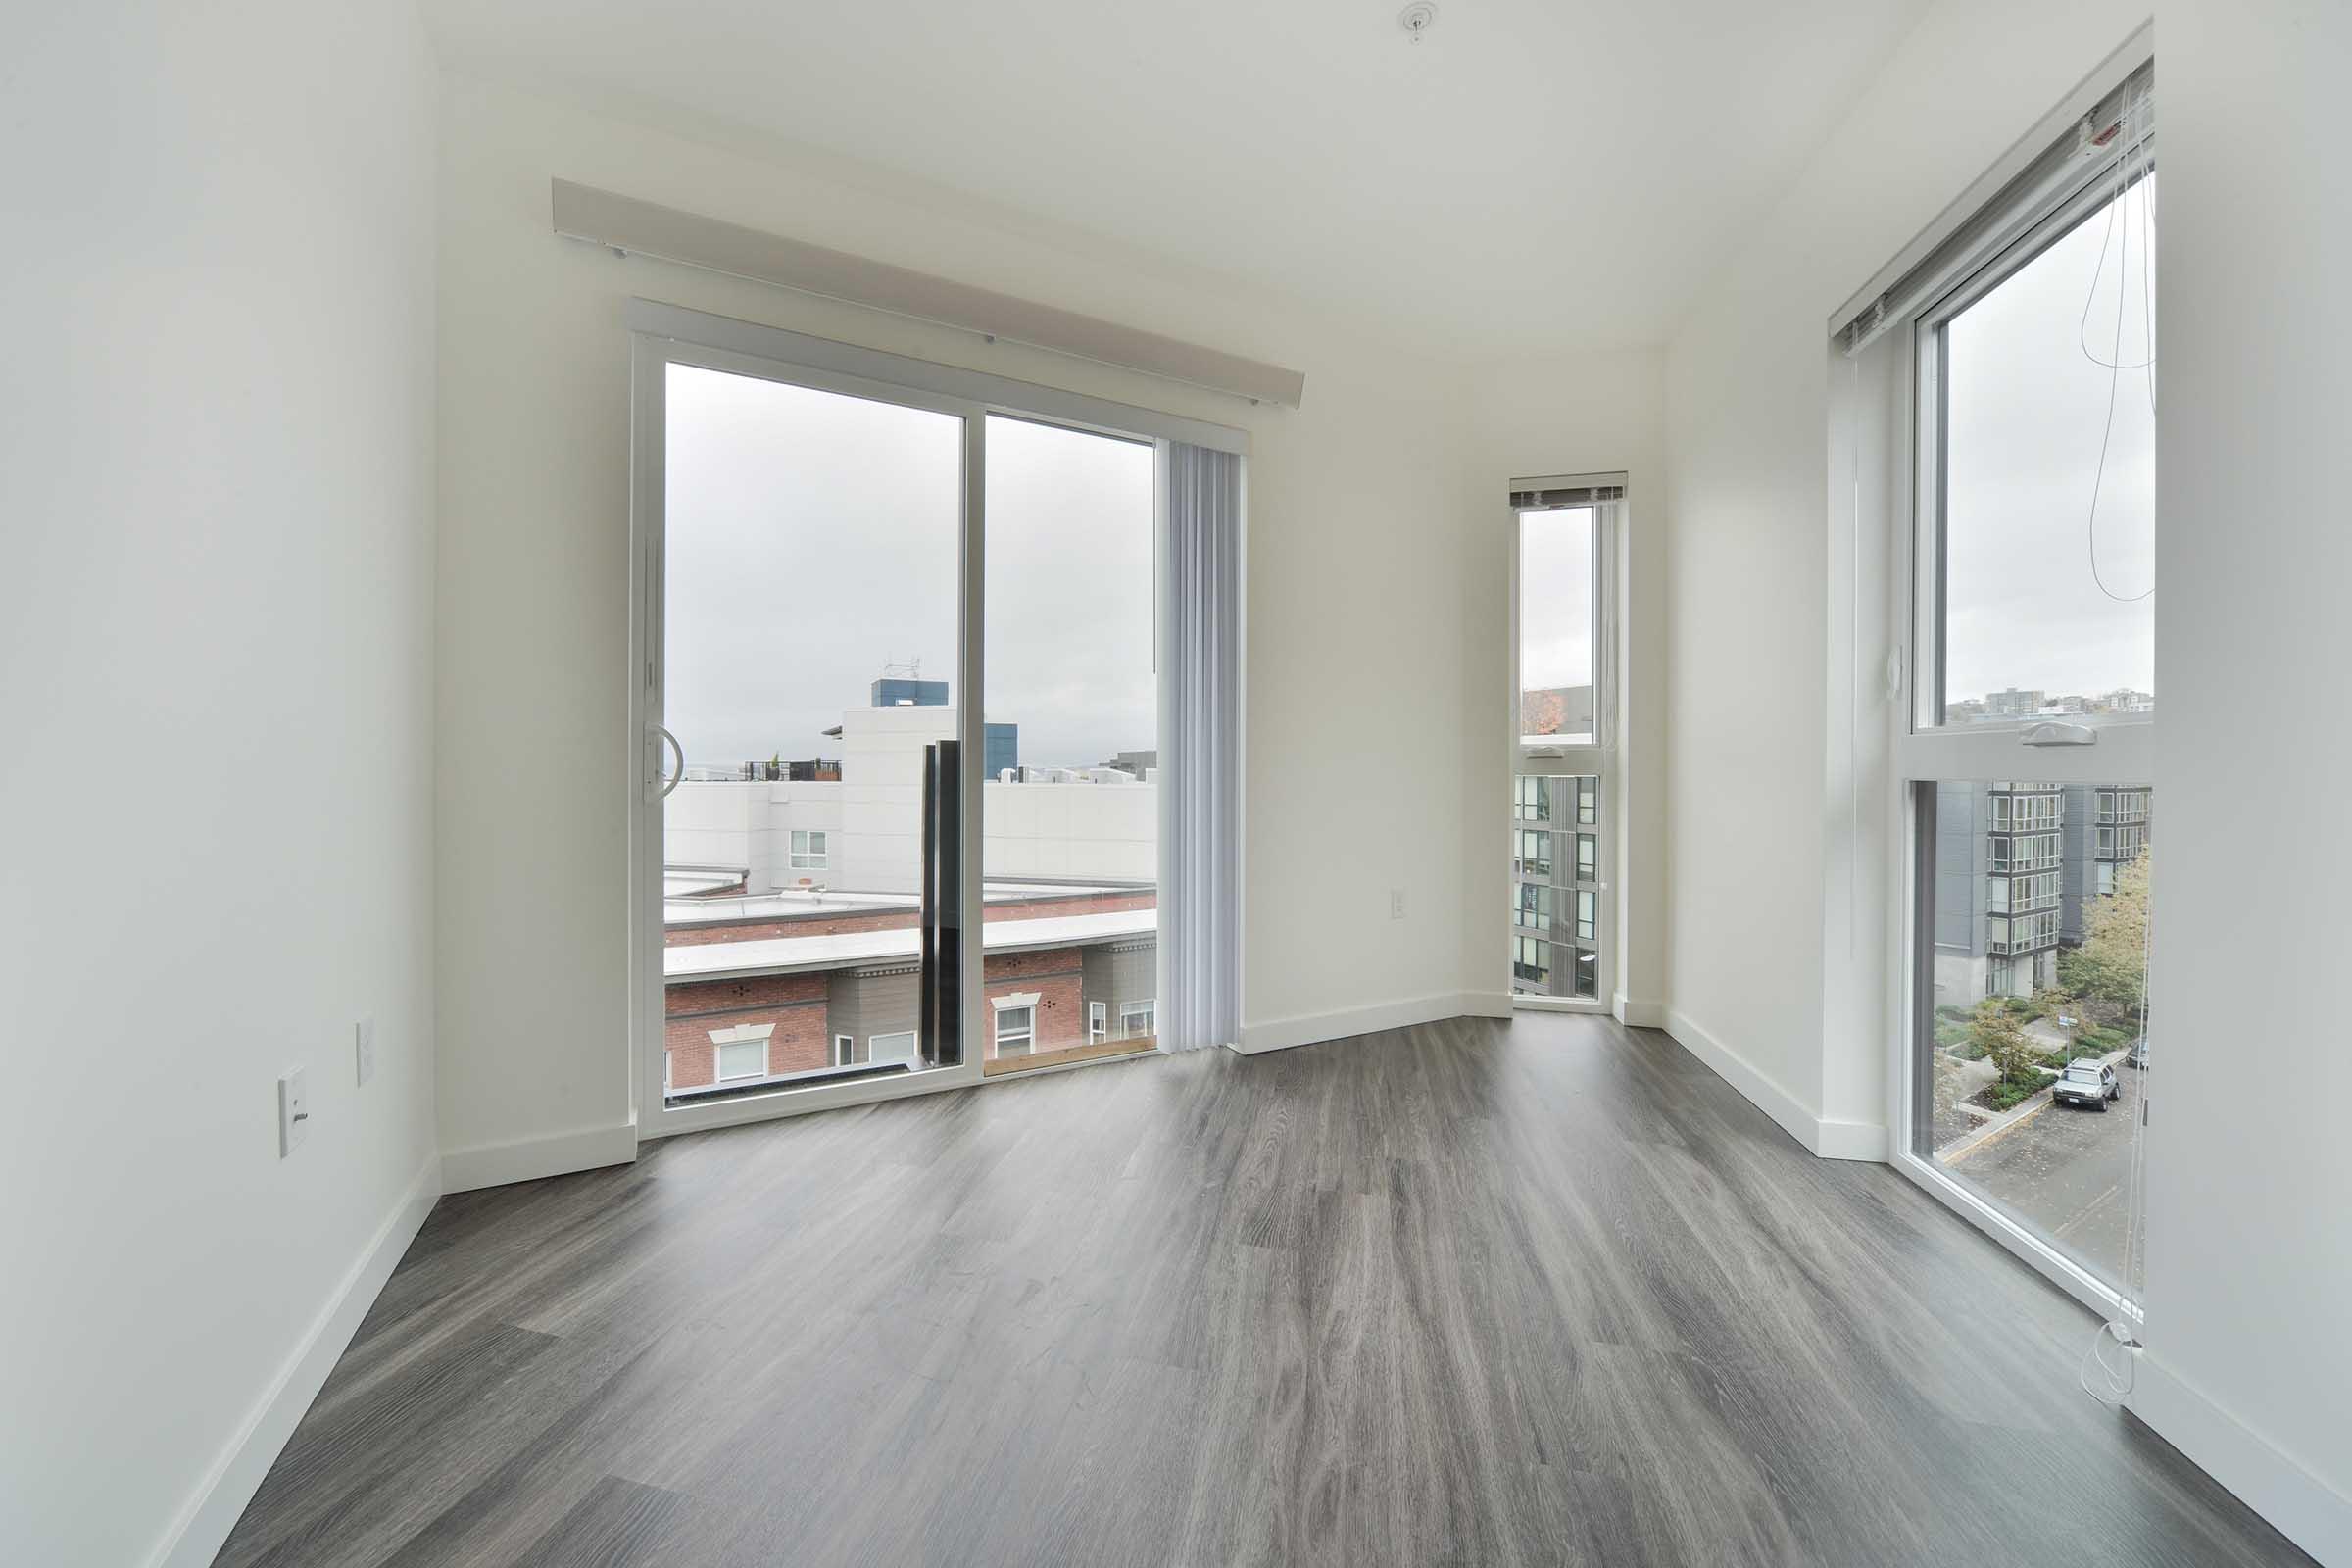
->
1989;831;2061;872
1515;829;1552;880
1988;869;2061;915
1513;935;1550;986
2097;788;2151;825
1986;908;2061;955
789;828;829;870
1514;776;1553;823
1514;882;1552;932
994;1004;1036;1055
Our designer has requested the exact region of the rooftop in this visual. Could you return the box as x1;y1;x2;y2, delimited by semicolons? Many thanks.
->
665;906;1157;982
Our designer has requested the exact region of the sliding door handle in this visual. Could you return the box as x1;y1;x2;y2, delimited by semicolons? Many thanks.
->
650;724;684;800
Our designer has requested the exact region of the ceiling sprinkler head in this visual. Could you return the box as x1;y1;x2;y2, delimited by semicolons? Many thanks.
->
1398;3;1438;42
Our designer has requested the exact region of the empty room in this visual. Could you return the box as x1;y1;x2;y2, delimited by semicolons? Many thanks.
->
7;1;2349;1564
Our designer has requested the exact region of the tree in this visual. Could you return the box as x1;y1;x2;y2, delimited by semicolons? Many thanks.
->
1967;999;2041;1084
2054;851;2152;1030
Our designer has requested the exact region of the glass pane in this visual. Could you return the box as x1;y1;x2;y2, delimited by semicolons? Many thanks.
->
660;365;961;1104
1511;773;1600;1000
1917;780;2153;1289
1518;507;1595;745
1937;175;2155;726
981;416;1158;1060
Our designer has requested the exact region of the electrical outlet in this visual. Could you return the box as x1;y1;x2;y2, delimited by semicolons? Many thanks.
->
355;1018;376;1087
278;1068;310;1158
1390;888;1406;920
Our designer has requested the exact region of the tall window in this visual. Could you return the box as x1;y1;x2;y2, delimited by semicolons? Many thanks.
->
1860;58;2156;1311
1510;476;1619;1008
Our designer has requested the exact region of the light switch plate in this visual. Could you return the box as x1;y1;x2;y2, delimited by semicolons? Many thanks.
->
279;1068;310;1157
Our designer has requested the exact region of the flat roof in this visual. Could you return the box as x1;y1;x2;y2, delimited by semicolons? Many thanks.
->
663;881;1143;928
664;906;1157;982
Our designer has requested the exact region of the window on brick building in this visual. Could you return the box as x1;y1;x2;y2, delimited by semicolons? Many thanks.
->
711;1022;772;1082
995;1004;1036;1055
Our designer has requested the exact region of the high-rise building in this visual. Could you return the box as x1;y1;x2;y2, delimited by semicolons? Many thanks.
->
1935;779;2151;1003
1935;781;2065;1000
1509;773;1601;1000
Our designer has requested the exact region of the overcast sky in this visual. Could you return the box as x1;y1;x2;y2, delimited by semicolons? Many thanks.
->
1518;505;1593;693
1944;175;2155;705
663;367;1153;767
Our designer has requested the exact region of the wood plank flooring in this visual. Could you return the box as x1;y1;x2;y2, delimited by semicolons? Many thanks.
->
215;1013;2312;1567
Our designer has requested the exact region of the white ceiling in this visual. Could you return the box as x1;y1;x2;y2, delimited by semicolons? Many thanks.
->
422;0;1931;360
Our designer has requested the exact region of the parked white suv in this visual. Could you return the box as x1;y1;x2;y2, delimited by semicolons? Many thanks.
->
2052;1059;2121;1110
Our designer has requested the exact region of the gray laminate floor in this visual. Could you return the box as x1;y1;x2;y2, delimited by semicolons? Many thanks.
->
214;1013;2311;1567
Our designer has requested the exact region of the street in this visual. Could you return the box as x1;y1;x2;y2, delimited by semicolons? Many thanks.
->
1943;1063;2145;1285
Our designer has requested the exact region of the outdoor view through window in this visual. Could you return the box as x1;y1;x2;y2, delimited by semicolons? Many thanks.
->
1514;502;1602;1002
657;367;1158;1102
1916;166;2156;1293
1921;782;2150;1285
1517;506;1594;745
1939;173;2155;726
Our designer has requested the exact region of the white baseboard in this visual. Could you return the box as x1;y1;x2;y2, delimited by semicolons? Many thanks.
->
2131;1352;2352;1566
1662;1008;1886;1162
1233;991;1501;1055
440;1117;638;1194
1459;989;1513;1019
1613;995;1667;1028
151;1153;440;1568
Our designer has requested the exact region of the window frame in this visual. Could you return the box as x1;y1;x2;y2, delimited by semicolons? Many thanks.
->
627;299;1245;1140
710;1023;773;1084
1088;1001;1108;1043
790;828;830;871
991;993;1039;1056
1505;476;1622;1017
1119;1001;1154;1040
1907;172;2160;753
1862;46;2158;1323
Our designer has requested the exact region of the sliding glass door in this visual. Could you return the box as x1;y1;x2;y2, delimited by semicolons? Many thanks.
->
642;354;976;1116
979;416;1161;1071
628;308;1220;1134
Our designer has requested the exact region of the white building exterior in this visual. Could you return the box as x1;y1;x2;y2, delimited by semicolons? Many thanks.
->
667;705;1155;896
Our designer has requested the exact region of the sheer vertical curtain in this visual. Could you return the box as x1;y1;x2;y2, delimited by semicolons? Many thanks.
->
1160;442;1242;1052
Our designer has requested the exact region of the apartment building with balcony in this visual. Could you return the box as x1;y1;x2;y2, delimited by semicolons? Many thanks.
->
1510;773;1601;1000
2062;784;2154;940
1935;780;2154;1001
1934;781;2065;1001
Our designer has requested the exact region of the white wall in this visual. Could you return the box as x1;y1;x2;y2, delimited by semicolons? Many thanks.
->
2137;1;2352;1553
1658;0;2150;1152
0;4;440;1565
434;75;1479;1167
1458;353;1669;1020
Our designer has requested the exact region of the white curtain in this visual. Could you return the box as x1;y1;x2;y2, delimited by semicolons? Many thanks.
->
1159;441;1243;1052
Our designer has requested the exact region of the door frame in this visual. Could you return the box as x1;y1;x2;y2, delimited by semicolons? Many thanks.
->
627;300;1244;1141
